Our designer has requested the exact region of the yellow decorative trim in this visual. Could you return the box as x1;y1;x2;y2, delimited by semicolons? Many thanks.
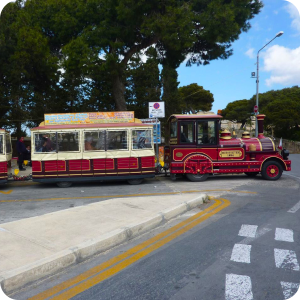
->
183;154;213;173
256;138;262;151
259;156;287;171
173;149;214;162
268;137;276;151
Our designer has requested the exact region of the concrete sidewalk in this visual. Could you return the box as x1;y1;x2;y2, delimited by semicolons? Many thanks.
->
0;193;207;294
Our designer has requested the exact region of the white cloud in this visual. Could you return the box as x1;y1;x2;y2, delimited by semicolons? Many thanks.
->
285;2;300;33
262;45;300;86
245;48;255;59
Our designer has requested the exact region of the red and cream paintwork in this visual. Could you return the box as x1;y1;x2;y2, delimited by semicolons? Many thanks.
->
164;114;291;180
30;122;155;185
0;129;12;184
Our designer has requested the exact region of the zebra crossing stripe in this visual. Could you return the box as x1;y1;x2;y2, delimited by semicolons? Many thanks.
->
288;201;300;213
238;225;258;238
225;274;253;300
230;244;252;263
275;228;294;242
274;249;300;271
280;281;300;299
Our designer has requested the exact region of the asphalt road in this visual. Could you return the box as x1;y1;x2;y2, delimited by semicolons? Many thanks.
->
5;154;300;300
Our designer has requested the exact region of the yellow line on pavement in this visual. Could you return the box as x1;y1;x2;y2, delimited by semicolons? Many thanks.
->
0;190;12;195
0;190;255;203
29;197;230;300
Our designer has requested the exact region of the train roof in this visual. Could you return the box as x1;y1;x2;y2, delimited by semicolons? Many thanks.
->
168;114;222;122
31;122;152;131
0;128;10;133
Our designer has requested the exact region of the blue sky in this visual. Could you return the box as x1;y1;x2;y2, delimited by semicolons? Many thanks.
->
177;0;300;114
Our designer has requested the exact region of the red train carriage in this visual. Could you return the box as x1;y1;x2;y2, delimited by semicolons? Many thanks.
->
0;129;12;184
31;120;155;187
164;114;291;181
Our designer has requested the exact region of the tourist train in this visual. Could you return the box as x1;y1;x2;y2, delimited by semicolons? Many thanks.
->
0;112;291;187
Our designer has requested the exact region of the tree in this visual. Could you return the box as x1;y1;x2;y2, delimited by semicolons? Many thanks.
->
221;99;251;128
21;0;262;111
178;83;213;114
126;47;161;119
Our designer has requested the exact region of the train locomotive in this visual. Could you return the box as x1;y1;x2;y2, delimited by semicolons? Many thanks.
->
164;114;291;181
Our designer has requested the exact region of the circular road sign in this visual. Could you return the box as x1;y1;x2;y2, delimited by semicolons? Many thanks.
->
254;105;258;113
153;102;160;109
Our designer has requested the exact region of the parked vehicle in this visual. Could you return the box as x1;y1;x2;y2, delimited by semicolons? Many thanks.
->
31;121;155;187
164;114;291;181
0;129;12;184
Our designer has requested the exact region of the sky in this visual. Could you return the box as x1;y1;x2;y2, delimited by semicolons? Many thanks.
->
0;0;299;116
177;0;300;114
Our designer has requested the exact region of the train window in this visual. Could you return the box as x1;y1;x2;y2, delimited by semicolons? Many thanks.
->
132;130;152;149
180;122;194;143
197;121;216;145
84;131;105;151
34;133;57;153
0;135;3;154
170;121;177;138
57;132;79;152
107;131;128;150
5;134;11;153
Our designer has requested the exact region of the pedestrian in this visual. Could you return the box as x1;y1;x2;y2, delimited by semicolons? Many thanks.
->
25;145;32;166
16;137;27;171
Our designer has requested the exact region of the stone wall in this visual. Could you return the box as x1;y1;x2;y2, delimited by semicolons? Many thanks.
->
273;138;300;154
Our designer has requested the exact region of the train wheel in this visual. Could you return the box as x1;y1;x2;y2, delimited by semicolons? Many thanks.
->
186;173;209;182
245;172;259;177
261;160;282;180
127;178;144;185
56;181;73;188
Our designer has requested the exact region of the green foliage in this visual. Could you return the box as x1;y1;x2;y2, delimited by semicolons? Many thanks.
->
222;86;300;140
0;0;262;134
126;47;161;119
221;99;250;128
178;83;213;114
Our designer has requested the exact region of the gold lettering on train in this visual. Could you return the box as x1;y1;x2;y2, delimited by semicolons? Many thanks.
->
219;150;242;158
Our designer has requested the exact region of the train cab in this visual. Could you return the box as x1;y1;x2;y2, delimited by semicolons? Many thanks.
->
164;113;291;181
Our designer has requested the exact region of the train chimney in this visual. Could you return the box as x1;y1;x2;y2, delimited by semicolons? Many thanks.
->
256;114;266;139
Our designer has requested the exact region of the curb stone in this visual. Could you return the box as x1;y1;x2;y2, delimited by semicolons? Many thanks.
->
1;193;207;295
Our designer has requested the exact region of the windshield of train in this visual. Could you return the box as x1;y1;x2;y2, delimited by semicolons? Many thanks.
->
0;135;3;154
5;134;12;154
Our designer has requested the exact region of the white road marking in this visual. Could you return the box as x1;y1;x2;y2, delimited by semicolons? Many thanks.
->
230;244;252;263
240;227;272;245
238;225;258;238
275;228;294;242
280;281;300;299
274;249;300;271
225;274;253;300
288;201;300;213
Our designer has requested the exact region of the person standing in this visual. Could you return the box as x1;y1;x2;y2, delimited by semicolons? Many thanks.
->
16;137;27;171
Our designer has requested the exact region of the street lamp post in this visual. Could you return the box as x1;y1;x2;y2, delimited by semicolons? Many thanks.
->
255;31;284;137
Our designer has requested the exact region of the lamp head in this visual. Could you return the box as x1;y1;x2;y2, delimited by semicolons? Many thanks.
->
276;31;284;37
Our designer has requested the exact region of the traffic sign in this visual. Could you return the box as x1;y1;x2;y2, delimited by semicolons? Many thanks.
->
254;105;258;113
149;102;165;118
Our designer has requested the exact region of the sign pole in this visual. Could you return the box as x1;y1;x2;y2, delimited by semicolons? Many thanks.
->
156;118;159;167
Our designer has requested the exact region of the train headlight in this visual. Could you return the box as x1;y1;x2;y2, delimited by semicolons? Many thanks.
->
281;149;289;160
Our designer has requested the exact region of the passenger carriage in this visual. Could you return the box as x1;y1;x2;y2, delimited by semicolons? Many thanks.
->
0;129;12;184
31;114;155;187
164;114;291;181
